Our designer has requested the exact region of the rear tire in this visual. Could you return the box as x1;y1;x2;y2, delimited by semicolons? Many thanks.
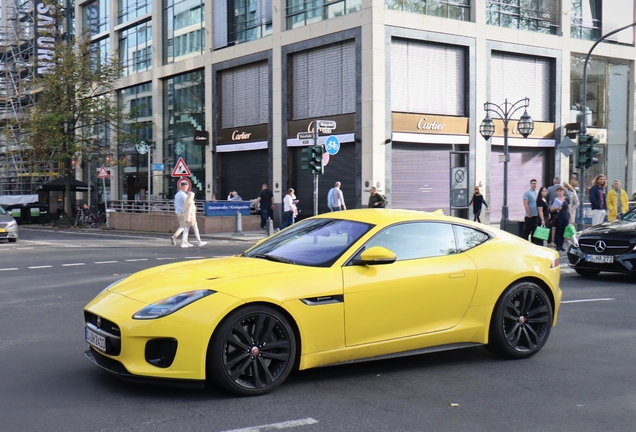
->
486;281;553;359
208;305;296;396
574;268;601;277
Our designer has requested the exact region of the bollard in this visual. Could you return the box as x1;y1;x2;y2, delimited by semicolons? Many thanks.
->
232;211;245;237
266;217;274;236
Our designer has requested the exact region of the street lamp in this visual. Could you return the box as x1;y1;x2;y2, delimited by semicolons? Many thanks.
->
480;97;534;232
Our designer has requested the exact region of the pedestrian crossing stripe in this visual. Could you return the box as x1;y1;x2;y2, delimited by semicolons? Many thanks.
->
171;157;191;177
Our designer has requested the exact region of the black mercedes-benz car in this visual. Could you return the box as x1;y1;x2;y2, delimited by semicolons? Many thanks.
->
567;206;636;277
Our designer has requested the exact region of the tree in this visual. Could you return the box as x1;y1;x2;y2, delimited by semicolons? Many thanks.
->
26;2;142;212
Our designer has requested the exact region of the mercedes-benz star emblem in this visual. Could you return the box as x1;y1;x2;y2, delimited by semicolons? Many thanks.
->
96;317;101;328
594;240;607;253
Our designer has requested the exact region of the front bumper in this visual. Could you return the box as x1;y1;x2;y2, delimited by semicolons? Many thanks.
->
567;245;636;274
83;289;243;382
0;226;18;240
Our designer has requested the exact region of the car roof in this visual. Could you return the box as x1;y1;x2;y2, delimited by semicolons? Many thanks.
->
312;208;488;228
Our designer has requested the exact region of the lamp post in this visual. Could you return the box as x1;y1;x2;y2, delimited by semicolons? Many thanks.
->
480;98;534;232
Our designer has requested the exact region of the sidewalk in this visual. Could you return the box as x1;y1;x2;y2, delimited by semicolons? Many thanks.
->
18;223;269;243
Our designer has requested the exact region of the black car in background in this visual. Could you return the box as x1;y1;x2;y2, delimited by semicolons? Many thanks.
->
567;207;636;277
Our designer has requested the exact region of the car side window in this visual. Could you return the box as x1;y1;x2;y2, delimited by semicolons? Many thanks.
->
363;222;457;261
454;225;490;252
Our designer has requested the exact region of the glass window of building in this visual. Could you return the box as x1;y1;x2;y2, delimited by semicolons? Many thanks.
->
164;0;205;63
118;0;151;25
119;22;152;76
83;0;109;36
570;0;601;40
384;0;470;21
286;0;362;30
231;0;273;45
164;71;205;197
571;0;634;44
486;0;558;34
89;38;111;72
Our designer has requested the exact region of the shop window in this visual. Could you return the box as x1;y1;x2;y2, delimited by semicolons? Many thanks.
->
385;0;470;21
486;0;559;35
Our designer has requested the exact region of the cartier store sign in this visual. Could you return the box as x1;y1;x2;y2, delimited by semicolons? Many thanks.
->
217;124;268;144
392;113;469;135
287;113;355;137
492;119;555;139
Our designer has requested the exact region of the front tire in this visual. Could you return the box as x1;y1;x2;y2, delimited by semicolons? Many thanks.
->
208;305;296;396
575;268;601;277
486;281;553;359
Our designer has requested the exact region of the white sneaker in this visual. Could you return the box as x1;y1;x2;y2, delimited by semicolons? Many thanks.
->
186;243;194;247
198;241;207;247
180;243;189;248
170;236;176;245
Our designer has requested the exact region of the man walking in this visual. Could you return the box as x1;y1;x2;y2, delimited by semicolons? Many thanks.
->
170;180;189;245
523;179;540;244
257;183;274;229
368;187;386;208
589;174;607;225
546;176;560;207
607;179;629;221
331;182;346;211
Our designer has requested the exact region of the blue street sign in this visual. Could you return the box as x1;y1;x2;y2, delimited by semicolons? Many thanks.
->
325;135;340;155
152;163;165;171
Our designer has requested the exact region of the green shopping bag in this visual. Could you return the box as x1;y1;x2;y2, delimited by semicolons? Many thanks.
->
564;224;576;239
533;226;550;241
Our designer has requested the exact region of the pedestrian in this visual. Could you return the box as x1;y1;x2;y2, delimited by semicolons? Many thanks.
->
56;205;65;220
331;182;346;211
522;179;539;243
536;186;550;233
569;173;579;190
228;191;243;201
546;176;560;208
563;182;579;224
170;180;189;245
279;188;298;230
181;191;207;248
327;184;336;211
550;186;571;252
368;187;386;208
469;186;488;222
256;183;274;230
589;174;607;225
607;179;629;221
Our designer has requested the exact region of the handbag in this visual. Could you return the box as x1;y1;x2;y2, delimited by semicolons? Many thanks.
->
564;224;576;239
549;212;557;228
533;226;550;241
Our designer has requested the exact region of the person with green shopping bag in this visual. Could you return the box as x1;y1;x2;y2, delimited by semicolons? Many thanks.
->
550;186;572;252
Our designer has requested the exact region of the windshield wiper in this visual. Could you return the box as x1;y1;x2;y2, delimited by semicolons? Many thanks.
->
251;254;295;264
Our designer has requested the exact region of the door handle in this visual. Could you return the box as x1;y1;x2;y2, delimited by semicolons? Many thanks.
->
449;273;466;279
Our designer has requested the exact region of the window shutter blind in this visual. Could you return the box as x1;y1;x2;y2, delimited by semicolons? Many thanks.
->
221;62;269;128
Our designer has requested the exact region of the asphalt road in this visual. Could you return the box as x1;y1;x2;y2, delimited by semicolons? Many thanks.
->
0;227;634;432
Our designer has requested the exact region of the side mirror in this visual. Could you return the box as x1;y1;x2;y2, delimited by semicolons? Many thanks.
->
352;246;396;265
617;212;624;220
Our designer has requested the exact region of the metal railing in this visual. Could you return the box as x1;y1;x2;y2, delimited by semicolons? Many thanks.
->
107;199;204;214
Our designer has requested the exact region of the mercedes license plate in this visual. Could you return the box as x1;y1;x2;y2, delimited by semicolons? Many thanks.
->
85;327;106;351
585;254;614;264
0;228;5;233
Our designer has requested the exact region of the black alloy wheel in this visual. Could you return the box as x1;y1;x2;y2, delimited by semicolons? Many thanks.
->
486;282;553;359
208;305;296;396
574;268;601;277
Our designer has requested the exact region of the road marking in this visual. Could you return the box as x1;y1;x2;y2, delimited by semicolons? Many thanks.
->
0;268;18;271
156;257;177;260
28;265;52;269
125;259;148;262
95;261;118;264
62;263;86;267
220;418;319;432
562;298;616;304
185;256;206;259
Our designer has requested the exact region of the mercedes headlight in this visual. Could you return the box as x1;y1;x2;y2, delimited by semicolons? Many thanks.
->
6;220;16;228
569;232;580;248
133;290;215;320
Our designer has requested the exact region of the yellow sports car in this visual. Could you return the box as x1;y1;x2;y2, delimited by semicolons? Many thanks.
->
84;209;562;396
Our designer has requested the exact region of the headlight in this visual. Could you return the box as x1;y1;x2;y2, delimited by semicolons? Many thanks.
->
133;290;215;320
6;221;16;228
569;232;580;248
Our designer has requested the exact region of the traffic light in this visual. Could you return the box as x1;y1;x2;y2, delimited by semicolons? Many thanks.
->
586;136;600;168
301;147;310;171
309;145;324;175
577;134;590;168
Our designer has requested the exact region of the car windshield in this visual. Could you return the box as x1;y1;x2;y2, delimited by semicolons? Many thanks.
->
243;218;374;267
622;207;636;221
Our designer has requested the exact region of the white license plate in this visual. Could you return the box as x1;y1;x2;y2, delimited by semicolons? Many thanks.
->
85;327;106;351
585;254;614;264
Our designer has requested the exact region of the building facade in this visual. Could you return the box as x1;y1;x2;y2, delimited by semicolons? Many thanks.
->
68;0;636;222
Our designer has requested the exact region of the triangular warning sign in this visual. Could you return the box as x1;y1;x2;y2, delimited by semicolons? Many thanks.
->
171;157;191;177
97;166;109;179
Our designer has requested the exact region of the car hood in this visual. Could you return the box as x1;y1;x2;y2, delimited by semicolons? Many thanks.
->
580;219;636;236
0;214;16;224
107;256;308;304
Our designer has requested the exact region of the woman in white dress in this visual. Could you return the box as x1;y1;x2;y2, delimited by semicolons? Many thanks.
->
182;192;208;248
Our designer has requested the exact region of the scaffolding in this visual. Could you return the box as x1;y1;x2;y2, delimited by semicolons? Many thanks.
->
0;0;57;195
